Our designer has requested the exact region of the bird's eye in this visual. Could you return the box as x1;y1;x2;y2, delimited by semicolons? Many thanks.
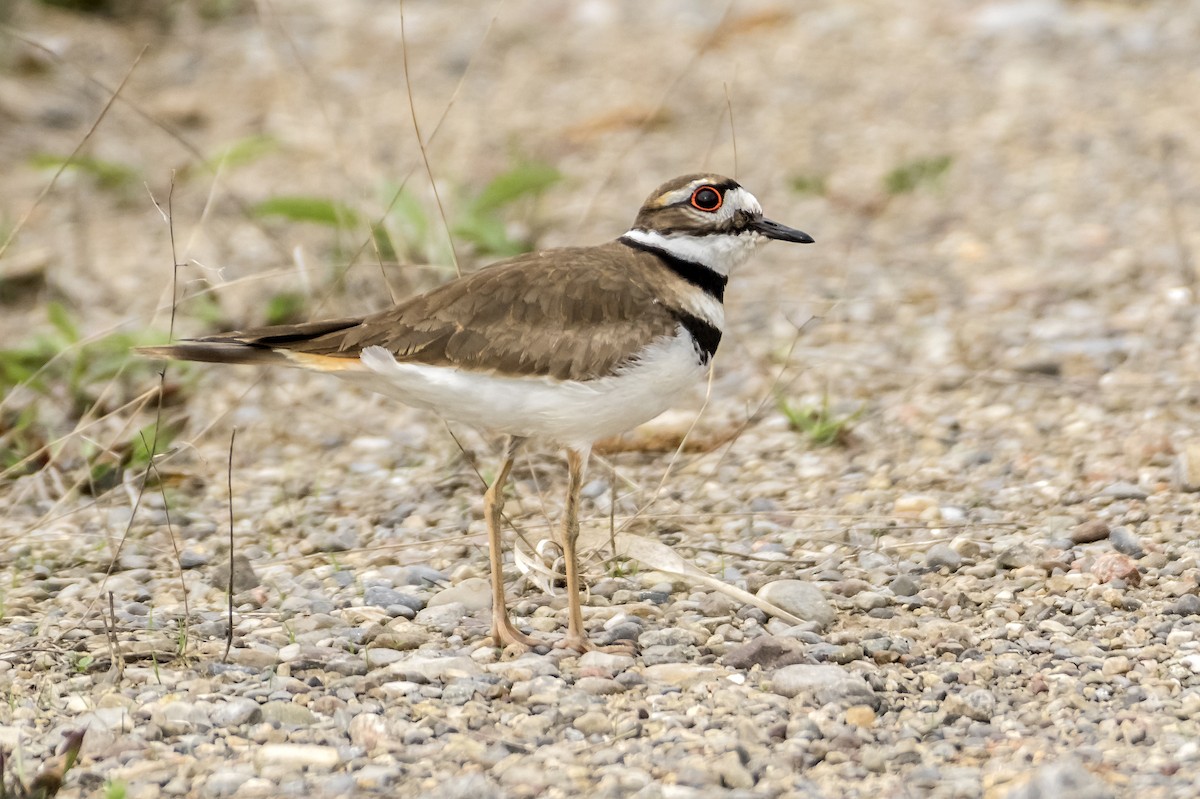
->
689;186;723;212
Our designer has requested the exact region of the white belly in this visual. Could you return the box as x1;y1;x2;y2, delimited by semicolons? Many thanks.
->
340;331;706;449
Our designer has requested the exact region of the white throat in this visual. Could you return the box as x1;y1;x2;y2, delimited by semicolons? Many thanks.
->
620;228;764;277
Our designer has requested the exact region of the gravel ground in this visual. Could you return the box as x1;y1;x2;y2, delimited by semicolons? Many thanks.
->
2;1;1200;797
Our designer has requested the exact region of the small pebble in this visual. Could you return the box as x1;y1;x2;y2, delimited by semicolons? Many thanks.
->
888;574;921;597
756;580;836;627
1108;526;1145;558
573;710;612;736
770;664;875;706
925;543;963;571
1070;519;1110;545
1099;481;1148;501
426;578;491;611
1006;756;1115;799
1090;553;1141;586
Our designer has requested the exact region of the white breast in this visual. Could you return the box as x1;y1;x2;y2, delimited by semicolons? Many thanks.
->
345;330;707;449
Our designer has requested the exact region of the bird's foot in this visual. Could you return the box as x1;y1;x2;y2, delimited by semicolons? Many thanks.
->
595;640;637;656
489;616;543;653
555;633;592;653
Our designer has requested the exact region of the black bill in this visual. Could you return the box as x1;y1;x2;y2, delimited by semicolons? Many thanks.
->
751;218;814;244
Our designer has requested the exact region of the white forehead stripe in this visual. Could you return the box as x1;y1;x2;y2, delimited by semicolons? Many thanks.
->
725;186;762;215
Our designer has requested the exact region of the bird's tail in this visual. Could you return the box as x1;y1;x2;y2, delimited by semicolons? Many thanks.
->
135;341;289;365
135;317;366;366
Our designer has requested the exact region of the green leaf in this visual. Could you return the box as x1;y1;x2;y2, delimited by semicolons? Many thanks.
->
29;153;139;190
470;162;561;213
371;224;398;262
789;174;827;196
204;134;278;172
253;196;359;227
383;187;430;242
265;291;307;326
884;155;953;196
776;392;864;448
128;420;179;469
380;187;434;262
46;301;80;343
452;213;525;258
187;293;228;328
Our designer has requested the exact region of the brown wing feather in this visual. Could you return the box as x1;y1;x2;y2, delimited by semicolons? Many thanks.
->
183;241;687;382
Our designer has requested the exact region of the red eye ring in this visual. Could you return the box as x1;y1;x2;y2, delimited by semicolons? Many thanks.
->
690;185;723;212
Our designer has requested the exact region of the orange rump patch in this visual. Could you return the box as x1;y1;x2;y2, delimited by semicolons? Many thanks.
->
283;352;366;372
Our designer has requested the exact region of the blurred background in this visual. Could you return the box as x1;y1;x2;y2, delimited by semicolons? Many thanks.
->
2;0;1198;495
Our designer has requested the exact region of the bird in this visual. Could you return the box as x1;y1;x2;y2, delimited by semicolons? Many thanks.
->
139;173;813;652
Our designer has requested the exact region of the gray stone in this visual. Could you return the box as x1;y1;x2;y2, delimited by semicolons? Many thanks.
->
308;527;359;552
280;594;335;615
259;701;317;727
637;628;697;648
756;580;836;627
393;565;446;586
363;585;424;611
415;602;468;633
641;663;720;687
1005;756;1115;799
354;765;400;791
118;552;153;571
710;750;755;789
203;771;253;797
387;655;483;682
150;701;211;736
212;697;262;727
427;578;491;611
254;743;340;770
697;592;738;616
573;710;612;736
278;644;339;668
575;676;625;695
425;773;504;799
720;635;807;670
1168;595;1200;616
770;664;876;706
178;548;210;569
888;574;921;597
641;644;697;665
1174;442;1200;493
320;776;357;796
808;643;864;664
1070;519;1110;545
577;650;634;673
997;544;1039;569
925;544;963;571
600;622;643;645
364;648;407;667
853;591;889;611
944;688;997;722
441;680;478;705
1108;527;1145;558
227;647;279;670
510;675;566;704
1099;481;1148;500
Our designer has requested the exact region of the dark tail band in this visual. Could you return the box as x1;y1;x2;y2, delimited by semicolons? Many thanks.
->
135;342;287;365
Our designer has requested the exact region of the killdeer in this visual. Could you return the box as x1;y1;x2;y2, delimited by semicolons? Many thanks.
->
140;173;813;651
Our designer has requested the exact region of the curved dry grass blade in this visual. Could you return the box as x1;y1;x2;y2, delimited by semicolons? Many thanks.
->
609;532;804;626
512;540;559;595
